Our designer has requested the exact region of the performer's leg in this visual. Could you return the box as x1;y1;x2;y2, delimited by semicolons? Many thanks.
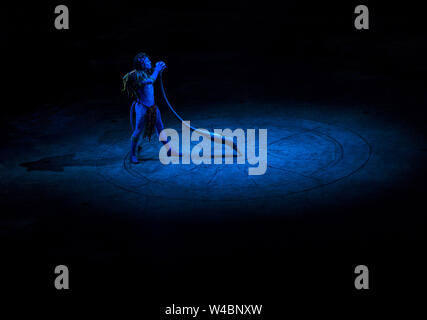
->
130;105;146;163
155;108;181;156
130;135;140;163
155;108;167;144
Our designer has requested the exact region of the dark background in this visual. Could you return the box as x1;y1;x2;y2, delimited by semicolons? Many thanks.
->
4;1;427;113
2;0;426;313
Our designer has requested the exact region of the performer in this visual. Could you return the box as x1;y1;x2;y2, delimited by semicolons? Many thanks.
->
122;52;175;163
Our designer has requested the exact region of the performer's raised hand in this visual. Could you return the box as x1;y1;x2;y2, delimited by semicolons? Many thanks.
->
155;61;167;72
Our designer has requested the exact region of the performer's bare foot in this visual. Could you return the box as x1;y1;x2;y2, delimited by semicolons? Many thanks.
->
131;155;139;164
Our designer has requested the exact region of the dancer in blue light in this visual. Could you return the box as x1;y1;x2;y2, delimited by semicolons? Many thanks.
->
123;52;239;164
122;52;173;163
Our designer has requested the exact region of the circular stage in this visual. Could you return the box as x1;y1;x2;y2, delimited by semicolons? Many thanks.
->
96;117;371;201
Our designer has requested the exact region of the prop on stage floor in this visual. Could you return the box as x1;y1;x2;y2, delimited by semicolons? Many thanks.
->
159;71;241;155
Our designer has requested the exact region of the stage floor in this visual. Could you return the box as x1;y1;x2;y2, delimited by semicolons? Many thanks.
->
2;98;426;295
3;99;425;217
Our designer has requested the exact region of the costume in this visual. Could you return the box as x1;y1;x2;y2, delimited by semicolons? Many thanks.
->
122;69;168;161
130;102;162;142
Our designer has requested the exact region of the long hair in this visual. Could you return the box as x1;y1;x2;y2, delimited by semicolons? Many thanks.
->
122;52;152;100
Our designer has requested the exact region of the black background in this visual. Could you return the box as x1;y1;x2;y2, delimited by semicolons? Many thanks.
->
2;0;426;315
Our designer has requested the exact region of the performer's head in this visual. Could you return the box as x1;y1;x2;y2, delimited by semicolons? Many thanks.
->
133;52;152;72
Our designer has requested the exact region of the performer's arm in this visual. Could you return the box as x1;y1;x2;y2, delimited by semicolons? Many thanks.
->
149;61;167;82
